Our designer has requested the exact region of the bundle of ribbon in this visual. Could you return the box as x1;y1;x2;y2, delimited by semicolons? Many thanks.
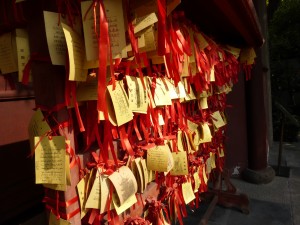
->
20;0;257;224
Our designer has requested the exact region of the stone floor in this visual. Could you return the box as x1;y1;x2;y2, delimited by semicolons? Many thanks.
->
182;140;300;225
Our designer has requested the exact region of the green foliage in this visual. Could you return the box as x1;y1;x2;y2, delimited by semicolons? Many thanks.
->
269;0;300;140
269;0;300;60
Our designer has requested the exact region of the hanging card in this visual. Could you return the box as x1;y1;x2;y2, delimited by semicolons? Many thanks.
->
210;152;216;169
199;97;208;110
125;34;146;53
81;0;126;61
211;111;226;129
34;136;66;185
43;144;71;191
28;109;51;151
165;79;186;99
202;166;208;185
85;169;101;209
177;130;184;152
180;54;190;77
240;47;256;65
43;11;67;65
99;174;114;213
218;147;225;158
153;78;172;106
210;66;215;82
206;157;212;174
199;123;212;144
195;32;209;50
126;76;148;114
139;26;156;53
134;12;158;34
224;45;241;59
132;158;145;193
140;159;149;187
182;182;196;204
170;152;188;176
61;22;87;81
187;120;198;133
49;211;71;225
76;175;89;219
193;172;201;193
15;29;31;82
0;32;18;74
107;81;133;126
108;166;138;206
113;193;137;215
147;144;174;172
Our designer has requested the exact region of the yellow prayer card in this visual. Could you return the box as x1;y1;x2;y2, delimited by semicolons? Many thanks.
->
0;32;18;74
85;169;101;209
126;76;148;114
187;120;199;133
61;22;87;82
224;45;241;59
202;166;208;184
132;158;145;193
182;182;196;204
211;111;226;129
99;175;114;213
218;147;225;158
183;79;196;101
107;81;133;126
134;12;158;34
199;97;208;110
181;54;190;77
240;48;256;65
153;78;172;106
165;78;180;100
210;67;215;82
76;175;89;219
35;136;66;185
15;29;31;82
81;0;126;61
43;148;71;191
28;109;51;151
210;152;216;169
195;32;209;50
199;123;212;143
177;130;184;152
206;157;212;174
170;152;188;176
139;26;157;53
113;194;137;215
49;211;71;225
147;144;174;172
193;172;201;193
140;159;149;187
108;166;138;206
43;11;68;65
125;34;146;53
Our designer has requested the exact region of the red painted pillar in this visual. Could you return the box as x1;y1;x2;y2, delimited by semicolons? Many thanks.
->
243;0;275;183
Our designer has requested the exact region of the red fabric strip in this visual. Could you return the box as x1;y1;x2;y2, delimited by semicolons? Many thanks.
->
157;0;167;56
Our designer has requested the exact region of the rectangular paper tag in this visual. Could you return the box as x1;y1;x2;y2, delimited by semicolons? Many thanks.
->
170;152;188;176
35;136;66;185
0;32;18;74
61;22;87;81
15;29;30;82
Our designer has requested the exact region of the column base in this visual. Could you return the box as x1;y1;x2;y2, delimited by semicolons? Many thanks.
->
242;166;275;184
